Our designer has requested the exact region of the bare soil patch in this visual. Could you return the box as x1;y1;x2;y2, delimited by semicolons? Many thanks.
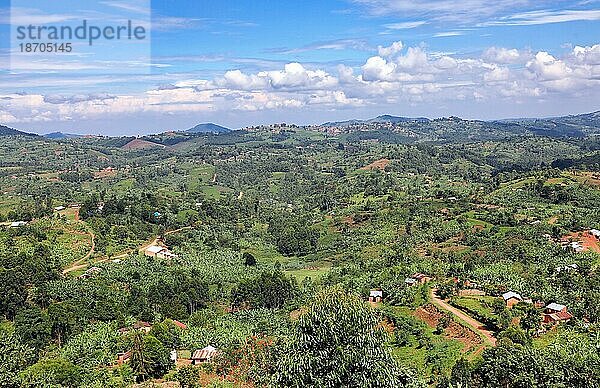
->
122;139;166;150
360;158;390;171
414;303;483;353
562;231;600;253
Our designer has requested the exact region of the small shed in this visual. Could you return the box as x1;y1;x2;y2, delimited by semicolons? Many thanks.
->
79;266;102;279
133;321;152;333
144;245;166;257
118;321;152;334
117;351;131;365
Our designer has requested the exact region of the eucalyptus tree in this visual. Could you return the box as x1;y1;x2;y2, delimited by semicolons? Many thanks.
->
273;287;423;388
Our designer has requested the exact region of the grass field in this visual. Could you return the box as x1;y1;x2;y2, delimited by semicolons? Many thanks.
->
451;295;499;324
285;266;331;282
57;207;78;221
188;165;216;191
0;197;20;216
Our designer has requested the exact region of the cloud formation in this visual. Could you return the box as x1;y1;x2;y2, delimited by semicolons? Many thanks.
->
351;0;534;21
1;43;599;124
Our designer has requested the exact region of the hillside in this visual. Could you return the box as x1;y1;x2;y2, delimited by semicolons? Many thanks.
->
322;115;429;127
0;124;37;137
1;115;600;387
121;138;166;150
318;111;600;142
44;132;84;139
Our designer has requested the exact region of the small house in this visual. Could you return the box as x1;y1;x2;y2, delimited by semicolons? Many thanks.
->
54;206;66;211
191;345;218;365
502;291;523;308
144;245;177;259
463;280;481;289
543;303;573;324
369;289;383;303
590;229;600;239
534;300;545;309
568;242;584;252
405;277;418;286
412;273;432;284
9;221;27;227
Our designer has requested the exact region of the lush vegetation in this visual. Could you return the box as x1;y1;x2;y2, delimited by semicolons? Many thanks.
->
1;113;600;386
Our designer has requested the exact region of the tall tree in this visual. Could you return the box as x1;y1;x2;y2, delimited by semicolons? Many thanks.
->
273;287;422;388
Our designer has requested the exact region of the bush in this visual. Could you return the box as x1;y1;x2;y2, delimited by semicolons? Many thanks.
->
19;358;82;388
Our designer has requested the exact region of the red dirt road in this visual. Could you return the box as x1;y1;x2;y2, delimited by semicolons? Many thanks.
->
431;289;497;346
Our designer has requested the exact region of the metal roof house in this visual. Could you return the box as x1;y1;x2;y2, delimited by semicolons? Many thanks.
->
191;345;218;364
144;245;177;259
502;291;523;308
543;303;573;324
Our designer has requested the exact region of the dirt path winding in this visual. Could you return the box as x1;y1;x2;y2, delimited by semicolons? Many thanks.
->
64;226;193;275
431;288;497;347
62;231;95;275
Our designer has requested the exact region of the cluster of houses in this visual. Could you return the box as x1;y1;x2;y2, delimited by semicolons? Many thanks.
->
502;291;572;325
368;273;434;303
93;167;117;179
558;229;600;253
115;320;218;366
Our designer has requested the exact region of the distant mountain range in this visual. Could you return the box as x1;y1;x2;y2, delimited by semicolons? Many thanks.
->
186;123;231;133
43;132;85;139
0;124;37;137
2;111;599;140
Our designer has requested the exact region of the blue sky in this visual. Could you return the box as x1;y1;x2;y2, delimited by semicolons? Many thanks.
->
0;0;599;135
